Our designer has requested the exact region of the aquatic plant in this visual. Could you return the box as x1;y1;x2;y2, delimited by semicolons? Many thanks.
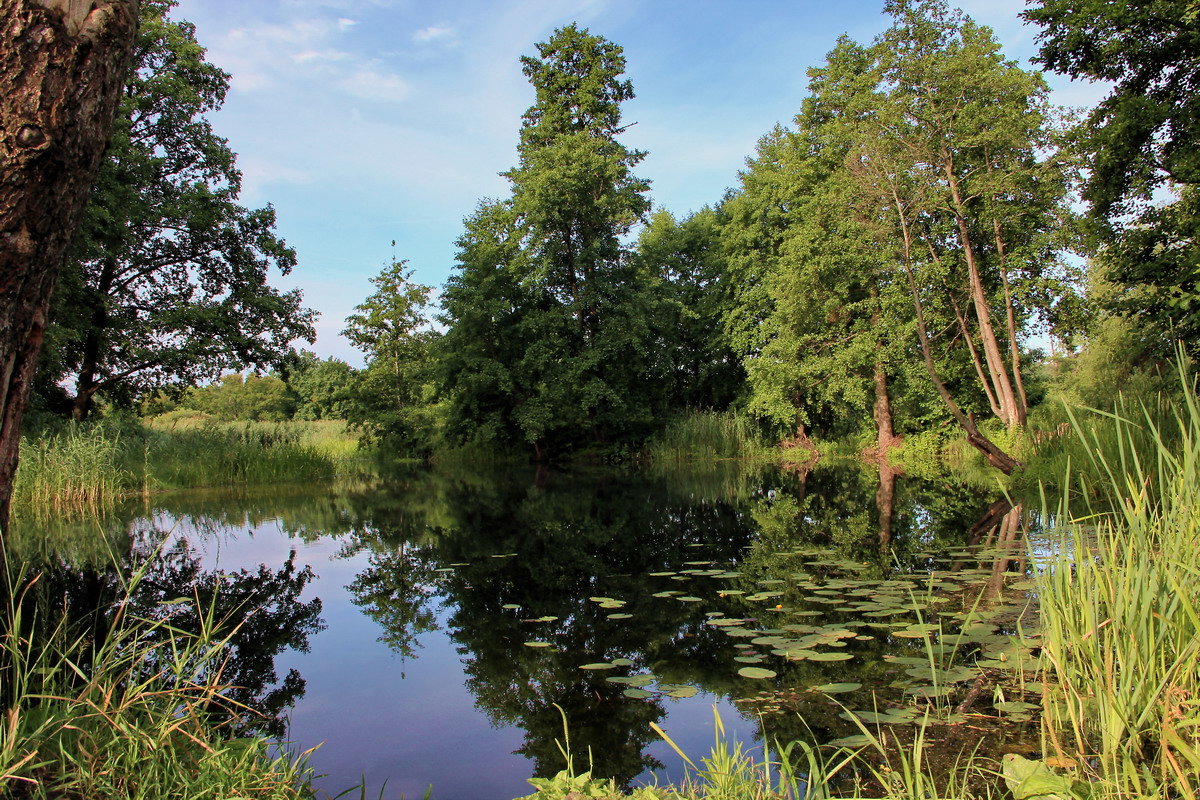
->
0;557;317;799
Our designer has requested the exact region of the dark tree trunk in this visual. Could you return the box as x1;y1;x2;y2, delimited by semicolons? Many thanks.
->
0;0;139;535
872;357;895;456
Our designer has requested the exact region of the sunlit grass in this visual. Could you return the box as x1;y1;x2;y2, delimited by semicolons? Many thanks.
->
11;418;366;517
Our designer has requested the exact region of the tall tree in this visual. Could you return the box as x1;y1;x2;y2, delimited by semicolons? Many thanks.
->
0;0;139;533
45;0;314;420
442;24;656;457
835;1;1074;472
1025;0;1200;349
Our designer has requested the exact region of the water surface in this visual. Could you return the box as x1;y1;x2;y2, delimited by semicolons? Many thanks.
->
15;460;1035;799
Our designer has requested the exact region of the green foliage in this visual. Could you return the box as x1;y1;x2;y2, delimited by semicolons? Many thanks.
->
10;419;360;517
283;351;355;421
43;0;314;419
632;208;744;412
1026;0;1200;351
440;25;660;458
1035;377;1200;797
0;560;317;799
182;372;296;422
644;411;774;463
342;260;440;454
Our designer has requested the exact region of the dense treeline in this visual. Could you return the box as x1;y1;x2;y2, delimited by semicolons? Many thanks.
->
27;0;1200;470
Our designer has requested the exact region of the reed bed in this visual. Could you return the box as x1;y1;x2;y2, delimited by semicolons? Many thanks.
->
11;419;364;517
645;411;777;463
1034;387;1200;797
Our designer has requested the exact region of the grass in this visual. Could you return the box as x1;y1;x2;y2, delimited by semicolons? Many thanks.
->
645;412;782;464
1032;384;1200;797
11;416;366;518
0;557;317;799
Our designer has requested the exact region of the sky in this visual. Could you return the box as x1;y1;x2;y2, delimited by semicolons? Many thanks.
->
171;0;1110;364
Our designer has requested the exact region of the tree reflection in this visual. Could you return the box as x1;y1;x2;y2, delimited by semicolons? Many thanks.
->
12;527;324;738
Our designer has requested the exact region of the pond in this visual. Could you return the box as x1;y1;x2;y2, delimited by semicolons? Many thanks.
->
11;460;1042;799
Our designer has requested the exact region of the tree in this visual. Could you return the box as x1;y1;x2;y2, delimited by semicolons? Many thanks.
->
441;25;657;457
1025;0;1200;349
283;351;354;421
181;372;296;421
0;0;139;533
632;208;744;412
827;1;1075;472
44;0;315;421
342;259;438;452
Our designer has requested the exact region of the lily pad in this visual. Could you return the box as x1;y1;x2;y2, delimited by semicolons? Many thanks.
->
580;663;617;670
737;667;777;679
623;688;654;699
524;641;551;648
814;682;861;694
667;686;699;698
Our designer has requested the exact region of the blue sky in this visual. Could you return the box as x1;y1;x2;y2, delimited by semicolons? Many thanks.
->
172;0;1108;363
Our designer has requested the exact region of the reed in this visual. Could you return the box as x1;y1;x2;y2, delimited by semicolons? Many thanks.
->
646;411;777;464
1034;382;1200;797
11;418;364;517
0;560;317;799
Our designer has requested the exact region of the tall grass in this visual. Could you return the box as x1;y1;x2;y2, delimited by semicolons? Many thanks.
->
0;561;317;799
12;428;129;512
11;418;365;517
646;411;778;463
1034;384;1200;796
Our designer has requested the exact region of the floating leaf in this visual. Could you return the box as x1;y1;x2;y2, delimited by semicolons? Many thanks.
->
607;674;654;687
524;641;551;648
807;652;853;662
502;604;520;610
580;663;617;670
667;686;699;698
607;613;633;619
814;682;861;694
738;667;777;679
623;688;653;699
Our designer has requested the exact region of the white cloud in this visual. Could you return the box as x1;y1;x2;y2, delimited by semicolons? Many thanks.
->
412;25;454;44
340;67;411;103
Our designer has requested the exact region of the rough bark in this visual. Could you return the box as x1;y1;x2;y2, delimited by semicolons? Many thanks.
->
0;0;139;534
872;357;895;455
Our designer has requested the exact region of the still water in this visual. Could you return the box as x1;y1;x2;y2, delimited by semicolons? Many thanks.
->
14;460;1035;799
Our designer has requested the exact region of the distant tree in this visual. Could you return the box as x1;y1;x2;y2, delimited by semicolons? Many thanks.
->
1025;0;1200;349
43;0;315;421
284;351;354;421
182;372;296;422
438;200;531;448
342;259;439;452
0;0;139;533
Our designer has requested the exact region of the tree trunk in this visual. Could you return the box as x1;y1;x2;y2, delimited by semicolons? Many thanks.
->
0;0;139;534
872;357;895;456
889;188;1021;474
942;154;1023;430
